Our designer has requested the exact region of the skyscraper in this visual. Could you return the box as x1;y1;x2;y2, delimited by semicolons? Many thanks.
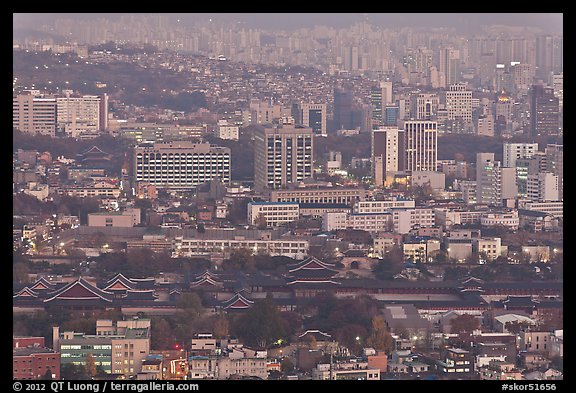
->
333;87;354;131
404;120;437;173
254;123;313;190
439;47;460;87
530;84;560;137
371;127;405;187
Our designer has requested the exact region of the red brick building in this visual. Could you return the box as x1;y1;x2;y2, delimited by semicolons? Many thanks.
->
13;337;60;380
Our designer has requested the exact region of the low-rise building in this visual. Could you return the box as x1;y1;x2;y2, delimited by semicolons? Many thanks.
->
13;337;60;380
88;208;141;228
247;202;300;227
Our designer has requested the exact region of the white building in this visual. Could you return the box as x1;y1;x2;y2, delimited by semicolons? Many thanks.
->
215;119;239;141
322;212;348;231
476;153;517;206
173;236;308;260
354;198;415;214
473;238;503;261
392;208;435;234
247;202;300;227
527;173;559;202
411;171;445;190
518;200;563;219
445;83;473;126
56;91;102;137
480;211;519;230
503;143;539;168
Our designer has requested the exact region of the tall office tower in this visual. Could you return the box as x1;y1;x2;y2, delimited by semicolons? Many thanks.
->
254;124;313;190
476;153;517;206
535;35;563;79
383;105;400;126
333;87;354;131
511;63;535;94
411;93;439;120
380;81;393;106
530;84;560;137
515;158;531;197
134;142;231;189
404;120;437;173
445;83;473;130
545;144;563;200
13;90;57;136
439;47;461;87
99;93;108;132
370;85;383;124
291;102;327;136
371;127;405;187
493;64;514;93
503;143;539;168
527;173;559;202
56;91;102;137
495;93;513;135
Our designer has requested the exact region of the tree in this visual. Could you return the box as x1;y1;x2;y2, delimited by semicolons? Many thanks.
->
151;317;176;350
281;358;294;373
231;297;286;348
85;353;97;378
255;213;267;229
211;313;230;339
450;314;480;334
60;363;90;380
40;368;53;380
366;315;395;354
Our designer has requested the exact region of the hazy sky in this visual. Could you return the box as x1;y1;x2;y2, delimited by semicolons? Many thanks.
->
14;13;563;34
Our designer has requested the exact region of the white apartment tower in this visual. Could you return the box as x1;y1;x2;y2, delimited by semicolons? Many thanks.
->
404;120;437;173
445;83;473;126
56;91;102;137
527;173;559;202
254;124;313;190
503;143;539;168
371;127;405;187
13;91;57;136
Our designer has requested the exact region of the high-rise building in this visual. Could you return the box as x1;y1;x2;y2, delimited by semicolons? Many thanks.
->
535;35;563;79
254;123;313;190
383;105;400;126
56;90;102;137
439;47;461;87
530;84;560;137
291;102;327;136
134;142;231;189
503;143;539;168
404;120;437;173
13;90;57;136
476;153;517;206
371;127;405;187
445;83;473;128
411;93;439;120
333;87;354;131
527;173;559;202
545;144;563;200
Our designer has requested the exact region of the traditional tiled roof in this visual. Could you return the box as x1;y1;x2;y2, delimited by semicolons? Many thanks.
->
44;277;114;303
297;329;332;341
104;273;136;291
29;277;57;291
221;293;254;310
287;256;338;273
13;287;39;299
